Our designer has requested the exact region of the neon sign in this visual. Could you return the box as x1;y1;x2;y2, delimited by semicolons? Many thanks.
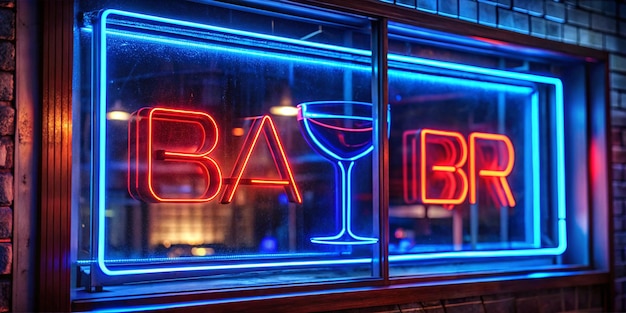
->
221;115;302;204
297;101;378;245
128;107;222;203
402;129;515;208
128;108;301;205
93;9;567;277
469;132;516;207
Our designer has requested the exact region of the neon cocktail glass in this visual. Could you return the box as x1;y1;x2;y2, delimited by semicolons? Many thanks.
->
297;101;378;245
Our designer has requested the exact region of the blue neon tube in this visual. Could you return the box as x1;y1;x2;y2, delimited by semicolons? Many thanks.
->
94;9;566;276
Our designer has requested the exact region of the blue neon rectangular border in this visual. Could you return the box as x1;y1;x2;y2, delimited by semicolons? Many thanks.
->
94;9;566;276
386;54;565;262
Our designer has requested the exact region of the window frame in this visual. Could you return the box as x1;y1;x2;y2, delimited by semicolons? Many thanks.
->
33;0;611;311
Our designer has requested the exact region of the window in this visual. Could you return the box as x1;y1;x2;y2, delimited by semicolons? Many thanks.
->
386;23;576;276
71;0;607;304
76;2;380;290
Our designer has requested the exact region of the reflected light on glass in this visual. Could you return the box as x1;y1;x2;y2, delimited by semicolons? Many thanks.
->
106;110;130;121
270;106;299;117
107;100;130;121
232;127;245;137
191;247;214;257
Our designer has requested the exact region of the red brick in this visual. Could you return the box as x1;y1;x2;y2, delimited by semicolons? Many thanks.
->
617;233;626;246
613;127;623;145
589;285;605;309
0;43;13;72
614;181;626;198
516;297;539;312
0;1;14;8
0;244;10;275
0;10;13;40
0;173;12;206
536;294;562;312
615;164;624;181
397;302;425;312
0;73;11;102
444;301;484;313
0;106;13;136
561;287;576;311
0;137;13;169
612;109;626;127
0;207;11;239
616;248;626;265
482;298;514;313
576;284;595;310
614;146;626;163
0;280;9;312
615;200;625;216
421;301;445;313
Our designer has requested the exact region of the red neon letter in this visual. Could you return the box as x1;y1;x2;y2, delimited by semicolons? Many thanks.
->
221;115;302;204
128;107;222;203
419;129;469;206
469;132;516;207
402;130;419;204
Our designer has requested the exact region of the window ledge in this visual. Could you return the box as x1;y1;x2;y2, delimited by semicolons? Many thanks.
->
72;270;609;312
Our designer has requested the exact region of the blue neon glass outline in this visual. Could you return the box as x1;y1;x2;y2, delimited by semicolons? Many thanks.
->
298;101;374;162
297;101;378;244
309;161;379;245
100;29;370;73
93;9;566;276
94;10;375;276
532;92;541;248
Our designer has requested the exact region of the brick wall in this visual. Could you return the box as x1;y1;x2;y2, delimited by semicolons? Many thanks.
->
323;285;606;313
379;0;623;311
0;0;13;312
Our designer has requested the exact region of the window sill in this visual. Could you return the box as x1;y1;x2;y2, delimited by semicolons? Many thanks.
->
71;270;609;312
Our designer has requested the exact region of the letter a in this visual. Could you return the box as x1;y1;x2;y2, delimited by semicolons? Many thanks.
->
221;115;302;204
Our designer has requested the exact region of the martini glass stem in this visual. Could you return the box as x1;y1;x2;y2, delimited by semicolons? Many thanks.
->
338;160;353;237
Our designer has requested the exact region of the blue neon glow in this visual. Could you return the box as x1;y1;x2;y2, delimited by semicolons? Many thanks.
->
97;10;109;275
309;162;378;245
387;53;566;262
532;92;540;248
104;29;370;73
91;270;573;313
98;257;373;276
94;9;567;275
77;252;342;265
556;80;567;254
298;101;374;162
388;244;566;261
98;9;371;58
297;101;378;245
388;69;535;95
95;9;376;276
388;54;563;87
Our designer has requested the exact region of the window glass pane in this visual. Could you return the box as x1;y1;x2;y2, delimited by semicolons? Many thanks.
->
386;22;576;276
74;1;379;294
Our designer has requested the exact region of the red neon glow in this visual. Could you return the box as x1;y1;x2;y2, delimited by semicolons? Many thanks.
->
250;179;290;185
128;110;139;200
469;132;516;207
420;129;468;206
128;107;222;203
402;130;419;204
221;115;302;204
307;118;372;133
